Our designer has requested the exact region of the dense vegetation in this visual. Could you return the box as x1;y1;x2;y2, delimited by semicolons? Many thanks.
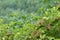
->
0;0;60;40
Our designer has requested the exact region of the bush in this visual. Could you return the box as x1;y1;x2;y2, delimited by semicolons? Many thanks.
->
0;0;60;40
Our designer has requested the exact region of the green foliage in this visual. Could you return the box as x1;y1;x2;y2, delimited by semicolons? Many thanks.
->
0;0;60;40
